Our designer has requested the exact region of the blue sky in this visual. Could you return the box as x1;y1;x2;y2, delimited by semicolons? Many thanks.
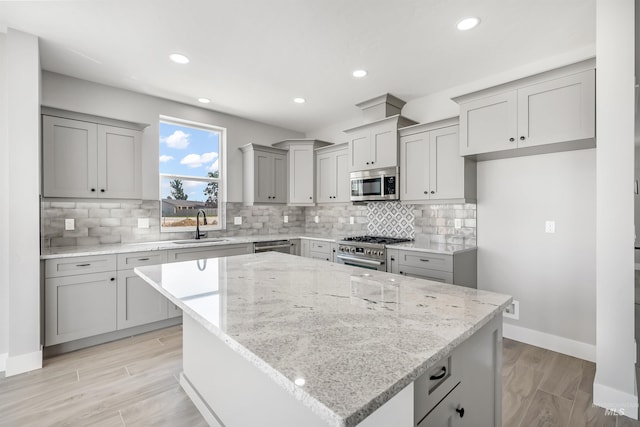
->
159;121;220;200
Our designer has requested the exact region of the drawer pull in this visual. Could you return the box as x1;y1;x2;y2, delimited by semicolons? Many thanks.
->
419;259;431;262
429;366;447;380
76;263;91;267
456;407;465;418
110;277;115;282
137;258;150;261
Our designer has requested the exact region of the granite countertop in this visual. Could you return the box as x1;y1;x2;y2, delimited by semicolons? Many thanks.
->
41;234;477;259
135;252;511;427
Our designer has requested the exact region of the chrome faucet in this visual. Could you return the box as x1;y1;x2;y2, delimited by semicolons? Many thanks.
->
195;209;207;240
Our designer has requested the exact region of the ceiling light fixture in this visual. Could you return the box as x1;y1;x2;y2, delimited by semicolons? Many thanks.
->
198;98;211;104
169;53;190;64
457;17;480;31
293;98;306;104
352;69;368;78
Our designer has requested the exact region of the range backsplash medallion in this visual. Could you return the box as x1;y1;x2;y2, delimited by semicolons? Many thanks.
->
41;199;476;247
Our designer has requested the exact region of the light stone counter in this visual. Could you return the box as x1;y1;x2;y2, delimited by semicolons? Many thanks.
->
135;252;510;427
385;240;477;255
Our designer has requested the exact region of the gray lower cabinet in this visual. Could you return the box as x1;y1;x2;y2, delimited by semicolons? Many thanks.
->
396;248;477;288
116;270;168;329
166;243;253;262
45;269;118;346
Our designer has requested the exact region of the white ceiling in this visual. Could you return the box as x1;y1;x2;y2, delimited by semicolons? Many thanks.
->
0;0;596;133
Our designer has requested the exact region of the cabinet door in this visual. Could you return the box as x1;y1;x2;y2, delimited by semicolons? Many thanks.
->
459;91;518;156
117;270;168;330
316;152;335;203
97;125;142;199
334;149;351;202
417;383;466;427
272;153;287;203
300;239;310;258
254;152;273;203
400;131;430;201
349;132;371;171
517;70;595;148
430;125;464;200
289;145;314;204
370;123;398;169
42;116;98;198
45;271;117;346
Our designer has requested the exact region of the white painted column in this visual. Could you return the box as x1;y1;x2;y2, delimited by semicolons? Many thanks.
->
594;0;638;419
0;32;8;373
4;28;42;376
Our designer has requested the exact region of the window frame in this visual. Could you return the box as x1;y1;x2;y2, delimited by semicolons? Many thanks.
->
158;115;226;233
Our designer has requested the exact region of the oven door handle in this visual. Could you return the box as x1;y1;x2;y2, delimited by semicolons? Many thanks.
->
336;254;385;267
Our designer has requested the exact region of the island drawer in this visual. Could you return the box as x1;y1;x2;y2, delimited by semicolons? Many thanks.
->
399;251;453;272
45;254;117;278
117;251;166;269
414;355;459;424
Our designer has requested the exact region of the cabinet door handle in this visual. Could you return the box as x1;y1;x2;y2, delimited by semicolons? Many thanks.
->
455;407;465;418
110;277;115;282
390;257;395;261
366;162;370;165
91;188;96;192
138;258;150;261
419;259;431;262
423;191;428;194
509;137;515;142
429;366;447;380
309;196;312;199
76;263;91;267
430;191;435;194
520;136;526;141
100;189;105;193
371;161;374;164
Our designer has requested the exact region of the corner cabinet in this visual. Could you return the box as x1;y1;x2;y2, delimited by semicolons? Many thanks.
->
344;115;417;171
239;144;287;205
42;113;144;199
454;61;595;160
272;139;332;206
399;119;476;203
315;143;350;203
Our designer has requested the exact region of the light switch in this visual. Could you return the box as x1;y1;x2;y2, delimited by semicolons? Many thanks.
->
545;220;556;233
284;215;289;223
314;216;319;223
454;219;462;229
65;218;74;231
234;216;242;225
349;217;354;225
138;218;150;229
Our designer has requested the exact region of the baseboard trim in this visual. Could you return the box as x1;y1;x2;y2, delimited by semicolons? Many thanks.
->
503;323;596;362
593;379;639;420
180;372;224;427
5;348;43;377
0;352;7;373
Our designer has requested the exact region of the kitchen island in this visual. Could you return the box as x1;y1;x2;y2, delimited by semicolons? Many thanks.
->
135;252;511;427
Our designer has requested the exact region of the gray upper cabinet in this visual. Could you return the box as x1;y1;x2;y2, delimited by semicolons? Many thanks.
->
455;61;595;160
272;139;332;206
42;114;142;199
344;115;417;172
240;143;287;205
399;119;476;203
316;143;350;203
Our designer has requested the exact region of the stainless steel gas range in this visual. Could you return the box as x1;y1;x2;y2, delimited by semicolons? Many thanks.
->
336;236;412;271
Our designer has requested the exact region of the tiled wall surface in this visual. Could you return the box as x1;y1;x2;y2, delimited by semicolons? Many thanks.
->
41;199;476;247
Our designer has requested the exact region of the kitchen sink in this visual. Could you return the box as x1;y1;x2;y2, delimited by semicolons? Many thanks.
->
172;238;228;245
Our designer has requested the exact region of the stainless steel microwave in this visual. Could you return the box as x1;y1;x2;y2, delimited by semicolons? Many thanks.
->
350;167;399;202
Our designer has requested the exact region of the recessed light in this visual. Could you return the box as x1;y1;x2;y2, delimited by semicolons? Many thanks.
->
169;53;190;64
293;98;306;104
352;69;368;78
294;377;306;386
198;98;211;104
457;17;480;31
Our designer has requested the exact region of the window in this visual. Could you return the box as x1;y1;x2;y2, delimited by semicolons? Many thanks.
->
159;117;225;232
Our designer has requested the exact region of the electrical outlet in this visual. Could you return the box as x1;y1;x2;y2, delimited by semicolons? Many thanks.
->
64;218;74;231
349;216;354;225
504;300;520;320
283;215;288;223
137;218;150;229
545;220;556;234
314;216;319;223
234;217;242;225
454;218;462;229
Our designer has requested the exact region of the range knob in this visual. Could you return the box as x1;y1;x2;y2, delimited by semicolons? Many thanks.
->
365;249;371;255
350;247;356;253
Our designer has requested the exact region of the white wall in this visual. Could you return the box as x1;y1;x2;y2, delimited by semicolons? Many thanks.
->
594;0;637;418
0;32;8;368
4;29;42;376
40;72;304;202
477;150;596;358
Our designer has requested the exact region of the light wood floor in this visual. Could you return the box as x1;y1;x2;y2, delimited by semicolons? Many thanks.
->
0;327;638;426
